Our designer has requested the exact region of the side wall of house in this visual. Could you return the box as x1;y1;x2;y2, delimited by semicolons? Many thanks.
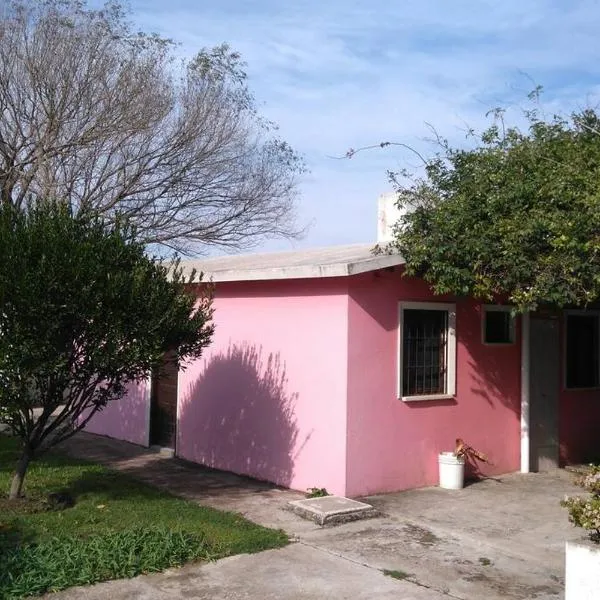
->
84;380;150;447
177;278;350;495
346;271;522;497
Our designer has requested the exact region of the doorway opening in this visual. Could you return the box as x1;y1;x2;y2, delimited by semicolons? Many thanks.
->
529;315;560;471
149;354;178;449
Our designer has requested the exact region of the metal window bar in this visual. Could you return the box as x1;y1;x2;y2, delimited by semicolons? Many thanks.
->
403;309;448;396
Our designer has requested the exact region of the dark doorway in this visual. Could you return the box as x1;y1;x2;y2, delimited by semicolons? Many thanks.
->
529;316;560;471
149;355;178;449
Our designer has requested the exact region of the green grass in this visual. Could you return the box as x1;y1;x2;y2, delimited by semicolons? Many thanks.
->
0;435;288;598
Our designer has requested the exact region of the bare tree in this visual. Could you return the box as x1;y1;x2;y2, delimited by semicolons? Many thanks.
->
0;0;305;254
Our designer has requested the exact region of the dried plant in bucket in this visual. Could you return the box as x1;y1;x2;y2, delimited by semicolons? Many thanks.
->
454;438;491;465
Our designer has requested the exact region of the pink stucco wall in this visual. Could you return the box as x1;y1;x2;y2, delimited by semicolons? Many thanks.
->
82;264;600;496
560;389;600;465
346;271;522;497
177;278;350;496
85;380;149;446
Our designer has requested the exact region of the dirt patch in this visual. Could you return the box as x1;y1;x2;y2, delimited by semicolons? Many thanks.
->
462;570;559;598
402;523;440;547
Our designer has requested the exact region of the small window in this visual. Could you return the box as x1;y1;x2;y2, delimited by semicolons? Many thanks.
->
483;307;515;345
399;303;456;401
566;313;600;389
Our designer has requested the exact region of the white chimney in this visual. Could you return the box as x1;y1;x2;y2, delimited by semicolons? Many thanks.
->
377;192;402;243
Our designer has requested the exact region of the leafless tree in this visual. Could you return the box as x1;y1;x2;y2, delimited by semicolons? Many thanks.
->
0;0;305;254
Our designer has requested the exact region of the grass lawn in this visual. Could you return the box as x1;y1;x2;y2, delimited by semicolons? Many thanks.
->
0;434;288;599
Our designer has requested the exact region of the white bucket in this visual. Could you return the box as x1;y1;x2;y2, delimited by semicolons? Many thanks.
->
438;452;465;489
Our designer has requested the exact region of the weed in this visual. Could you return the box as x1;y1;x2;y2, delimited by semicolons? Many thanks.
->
382;568;411;580
306;487;329;498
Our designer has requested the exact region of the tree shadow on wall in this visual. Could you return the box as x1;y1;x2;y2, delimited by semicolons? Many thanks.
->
180;343;308;489
460;306;521;416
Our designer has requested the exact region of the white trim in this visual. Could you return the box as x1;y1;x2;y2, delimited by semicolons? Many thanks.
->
520;312;530;473
482;305;516;345
401;394;455;403
563;309;600;391
398;301;457;402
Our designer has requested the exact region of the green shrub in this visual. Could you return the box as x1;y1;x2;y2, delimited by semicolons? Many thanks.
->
0;527;219;599
562;465;600;543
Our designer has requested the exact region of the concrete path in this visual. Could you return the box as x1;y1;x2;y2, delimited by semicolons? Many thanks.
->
50;544;440;600
50;433;584;600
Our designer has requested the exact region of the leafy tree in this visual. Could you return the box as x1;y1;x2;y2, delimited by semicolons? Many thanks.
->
388;102;600;311
0;0;304;254
0;203;214;499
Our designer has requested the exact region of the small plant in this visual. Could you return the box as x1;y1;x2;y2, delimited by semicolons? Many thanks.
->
561;464;600;544
454;438;491;465
306;487;329;498
382;568;411;580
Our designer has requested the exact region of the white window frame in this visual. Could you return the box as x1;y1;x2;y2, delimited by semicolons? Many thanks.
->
398;301;457;402
564;309;600;391
482;305;516;346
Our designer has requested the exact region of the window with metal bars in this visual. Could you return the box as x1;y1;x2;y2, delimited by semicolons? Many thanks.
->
399;302;456;401
402;309;448;396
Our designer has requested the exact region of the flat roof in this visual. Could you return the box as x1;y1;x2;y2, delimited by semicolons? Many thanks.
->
181;243;405;282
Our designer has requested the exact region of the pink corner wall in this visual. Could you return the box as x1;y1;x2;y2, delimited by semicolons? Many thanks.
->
345;271;522;497
177;278;350;496
85;380;149;447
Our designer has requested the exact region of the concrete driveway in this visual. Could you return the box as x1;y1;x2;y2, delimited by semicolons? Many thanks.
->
49;434;584;600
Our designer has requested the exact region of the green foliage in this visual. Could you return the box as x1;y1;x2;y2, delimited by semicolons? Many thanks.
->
0;527;216;599
0;435;288;597
0;202;213;495
382;568;411;580
305;487;329;498
390;102;600;311
562;465;600;543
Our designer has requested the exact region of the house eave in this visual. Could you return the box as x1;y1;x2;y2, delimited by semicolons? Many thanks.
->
180;244;405;283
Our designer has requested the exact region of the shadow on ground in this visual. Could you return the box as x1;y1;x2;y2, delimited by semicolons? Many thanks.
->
58;433;287;500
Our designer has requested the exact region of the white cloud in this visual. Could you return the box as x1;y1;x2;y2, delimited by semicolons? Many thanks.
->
126;0;600;252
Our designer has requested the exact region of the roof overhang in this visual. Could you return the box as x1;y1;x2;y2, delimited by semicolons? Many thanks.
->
180;243;405;283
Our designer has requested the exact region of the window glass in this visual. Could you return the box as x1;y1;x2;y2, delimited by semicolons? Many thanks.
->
484;310;514;344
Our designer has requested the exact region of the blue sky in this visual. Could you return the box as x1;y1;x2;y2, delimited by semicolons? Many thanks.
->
123;0;599;253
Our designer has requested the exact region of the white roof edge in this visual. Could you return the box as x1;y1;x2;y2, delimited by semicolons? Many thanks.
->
346;253;405;276
182;252;404;283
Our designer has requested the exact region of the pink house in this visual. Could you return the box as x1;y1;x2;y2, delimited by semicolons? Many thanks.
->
86;241;600;497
